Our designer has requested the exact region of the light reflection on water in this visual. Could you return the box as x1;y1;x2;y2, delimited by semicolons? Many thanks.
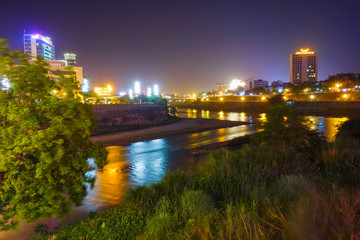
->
78;112;347;215
80;111;347;214
179;108;348;141
127;139;168;186
307;116;348;142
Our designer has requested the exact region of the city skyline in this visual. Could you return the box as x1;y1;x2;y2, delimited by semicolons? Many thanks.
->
1;0;359;94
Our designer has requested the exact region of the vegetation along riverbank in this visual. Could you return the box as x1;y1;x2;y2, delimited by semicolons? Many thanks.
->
33;104;360;239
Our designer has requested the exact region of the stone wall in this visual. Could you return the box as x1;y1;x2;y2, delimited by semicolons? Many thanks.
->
93;104;169;127
294;101;360;109
172;100;360;113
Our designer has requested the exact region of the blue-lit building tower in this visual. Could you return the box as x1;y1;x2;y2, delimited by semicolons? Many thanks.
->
24;33;55;60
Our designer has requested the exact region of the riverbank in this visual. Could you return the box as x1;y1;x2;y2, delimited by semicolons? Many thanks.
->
33;112;360;239
92;116;182;136
91;118;249;146
170;102;360;118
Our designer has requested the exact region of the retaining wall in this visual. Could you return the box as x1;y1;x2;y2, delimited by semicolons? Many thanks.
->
294;101;360;109
93;104;168;127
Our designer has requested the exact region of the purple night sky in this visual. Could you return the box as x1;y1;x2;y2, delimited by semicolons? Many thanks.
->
1;0;359;94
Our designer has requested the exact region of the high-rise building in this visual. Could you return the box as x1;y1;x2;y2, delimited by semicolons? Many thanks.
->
245;77;269;90
290;48;317;84
64;53;77;66
24;33;55;60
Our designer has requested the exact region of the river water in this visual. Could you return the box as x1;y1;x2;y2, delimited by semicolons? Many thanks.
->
0;109;348;239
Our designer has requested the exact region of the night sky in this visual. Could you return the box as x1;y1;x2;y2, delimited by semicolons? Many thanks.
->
1;0;359;94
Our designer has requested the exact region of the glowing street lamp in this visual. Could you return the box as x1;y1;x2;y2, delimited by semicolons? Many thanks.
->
147;87;152;97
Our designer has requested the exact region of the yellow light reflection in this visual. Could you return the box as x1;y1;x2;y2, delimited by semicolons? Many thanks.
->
92;146;128;206
201;110;210;118
260;113;267;121
219;111;225;119
240;112;246;122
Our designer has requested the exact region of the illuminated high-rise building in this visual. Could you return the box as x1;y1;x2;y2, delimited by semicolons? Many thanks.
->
24;33;55;60
64;53;77;66
290;48;317;84
81;78;89;93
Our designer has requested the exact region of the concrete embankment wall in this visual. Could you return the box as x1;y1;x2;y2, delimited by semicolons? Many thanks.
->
171;102;269;112
93;104;168;127
171;101;360;113
294;101;360;109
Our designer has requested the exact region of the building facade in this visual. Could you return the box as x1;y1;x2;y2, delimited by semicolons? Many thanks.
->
28;60;83;85
64;53;77;66
214;83;226;92
290;48;317;84
245;77;269;91
24;33;55;60
47;60;83;84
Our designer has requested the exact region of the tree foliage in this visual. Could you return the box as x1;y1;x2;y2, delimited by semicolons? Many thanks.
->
0;39;108;230
252;105;324;154
325;73;360;88
267;93;285;106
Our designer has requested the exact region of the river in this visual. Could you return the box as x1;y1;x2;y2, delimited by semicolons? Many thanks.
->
0;109;348;239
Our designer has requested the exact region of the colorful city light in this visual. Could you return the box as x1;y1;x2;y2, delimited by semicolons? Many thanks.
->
153;84;159;96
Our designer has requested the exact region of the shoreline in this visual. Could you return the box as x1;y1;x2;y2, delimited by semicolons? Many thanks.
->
91;118;249;146
171;104;360;118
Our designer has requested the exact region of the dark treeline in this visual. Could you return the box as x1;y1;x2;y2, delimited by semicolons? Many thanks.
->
34;105;360;239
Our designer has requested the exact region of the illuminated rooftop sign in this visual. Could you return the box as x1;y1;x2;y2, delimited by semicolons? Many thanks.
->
31;34;53;46
94;85;112;96
295;48;315;55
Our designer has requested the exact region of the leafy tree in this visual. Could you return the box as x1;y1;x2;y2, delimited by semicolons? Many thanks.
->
119;95;131;104
168;106;178;115
0;40;108;230
252;105;324;153
250;87;269;95
325;73;360;88
267;94;285;106
335;118;360;140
